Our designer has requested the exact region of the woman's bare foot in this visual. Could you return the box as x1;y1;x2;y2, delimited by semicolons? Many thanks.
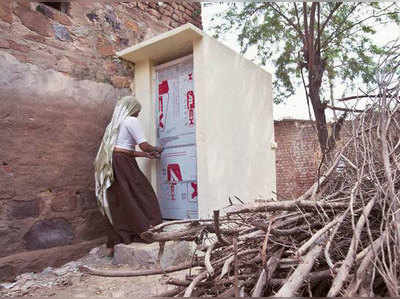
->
104;247;114;257
139;232;153;244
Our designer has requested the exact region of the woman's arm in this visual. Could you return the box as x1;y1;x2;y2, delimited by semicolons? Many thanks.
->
114;148;157;159
138;142;163;153
134;151;151;158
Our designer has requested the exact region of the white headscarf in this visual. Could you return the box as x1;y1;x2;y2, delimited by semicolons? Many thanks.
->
94;95;142;224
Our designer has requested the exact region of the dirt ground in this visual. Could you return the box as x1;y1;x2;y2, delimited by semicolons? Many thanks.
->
0;245;191;297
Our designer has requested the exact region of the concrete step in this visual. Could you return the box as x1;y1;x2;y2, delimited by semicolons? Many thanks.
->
112;241;194;269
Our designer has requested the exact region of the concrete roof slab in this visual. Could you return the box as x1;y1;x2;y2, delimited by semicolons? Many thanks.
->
116;23;203;64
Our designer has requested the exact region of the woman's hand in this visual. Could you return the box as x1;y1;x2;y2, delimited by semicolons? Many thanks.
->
144;152;154;159
151;151;161;159
155;145;164;153
144;152;161;159
139;142;164;154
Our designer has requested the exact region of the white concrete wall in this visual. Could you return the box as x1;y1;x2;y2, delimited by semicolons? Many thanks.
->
134;59;157;186
193;35;275;219
131;27;275;220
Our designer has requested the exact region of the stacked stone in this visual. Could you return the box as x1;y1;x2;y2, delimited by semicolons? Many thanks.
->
0;1;202;88
0;0;202;281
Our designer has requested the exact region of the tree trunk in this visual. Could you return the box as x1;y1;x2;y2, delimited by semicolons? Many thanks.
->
307;50;328;153
310;90;328;153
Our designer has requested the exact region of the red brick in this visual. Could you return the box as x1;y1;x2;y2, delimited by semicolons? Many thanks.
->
160;8;172;17
162;4;174;13
104;60;118;74
181;2;194;11
125;20;139;32
274;120;320;199
172;13;184;23
160;15;171;26
170;21;180;28
137;2;147;10
147;8;161;19
184;8;193;16
148;2;158;9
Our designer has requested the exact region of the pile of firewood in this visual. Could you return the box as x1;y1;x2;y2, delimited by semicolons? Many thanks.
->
82;45;400;297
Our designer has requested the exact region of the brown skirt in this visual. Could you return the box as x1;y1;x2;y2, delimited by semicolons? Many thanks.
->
105;151;162;247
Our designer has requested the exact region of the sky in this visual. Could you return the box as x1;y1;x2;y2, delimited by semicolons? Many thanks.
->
201;3;400;121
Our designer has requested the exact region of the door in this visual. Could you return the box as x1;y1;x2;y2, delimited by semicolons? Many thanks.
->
155;55;198;219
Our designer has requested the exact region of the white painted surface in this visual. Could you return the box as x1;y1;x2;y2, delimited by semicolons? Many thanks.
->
134;60;155;182
120;24;275;220
194;35;275;219
117;24;203;65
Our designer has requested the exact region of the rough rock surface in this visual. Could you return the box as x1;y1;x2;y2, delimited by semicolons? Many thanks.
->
0;0;202;280
0;52;127;278
0;243;194;297
0;1;202;87
113;241;193;269
23;218;74;250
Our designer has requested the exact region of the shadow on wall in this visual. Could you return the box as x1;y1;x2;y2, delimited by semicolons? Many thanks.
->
0;52;129;281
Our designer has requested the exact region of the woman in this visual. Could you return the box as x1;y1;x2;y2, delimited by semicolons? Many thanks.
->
94;96;163;249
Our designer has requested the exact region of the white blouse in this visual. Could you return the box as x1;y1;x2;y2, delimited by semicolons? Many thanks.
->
115;117;147;150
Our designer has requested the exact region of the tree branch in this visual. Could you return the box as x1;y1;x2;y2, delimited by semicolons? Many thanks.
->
336;94;398;102
319;2;343;36
320;3;361;50
293;2;301;31
322;4;398;50
326;104;364;113
266;3;305;41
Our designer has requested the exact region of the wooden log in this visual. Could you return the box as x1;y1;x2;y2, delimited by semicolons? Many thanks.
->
183;271;208;297
79;261;203;277
218;255;234;280
214;210;230;245
141;226;203;242
269;270;331;287
205;242;217;276
296;211;347;256
251;269;266;297
274;237;326;297
218;248;259;280
345;233;384;296
227;200;348;215
233;237;239;297
327;196;376;297
152;286;184;297
265;248;284;291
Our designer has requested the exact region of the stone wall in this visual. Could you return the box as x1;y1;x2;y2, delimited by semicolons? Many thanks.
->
0;1;202;86
0;0;201;281
274;119;320;200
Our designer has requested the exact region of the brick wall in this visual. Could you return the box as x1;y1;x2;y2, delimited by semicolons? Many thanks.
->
0;0;201;281
274;119;321;200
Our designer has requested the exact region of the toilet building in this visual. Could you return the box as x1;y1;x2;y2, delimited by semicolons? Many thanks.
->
117;23;276;220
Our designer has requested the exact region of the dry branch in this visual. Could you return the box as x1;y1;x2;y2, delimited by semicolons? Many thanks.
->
78;261;202;277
